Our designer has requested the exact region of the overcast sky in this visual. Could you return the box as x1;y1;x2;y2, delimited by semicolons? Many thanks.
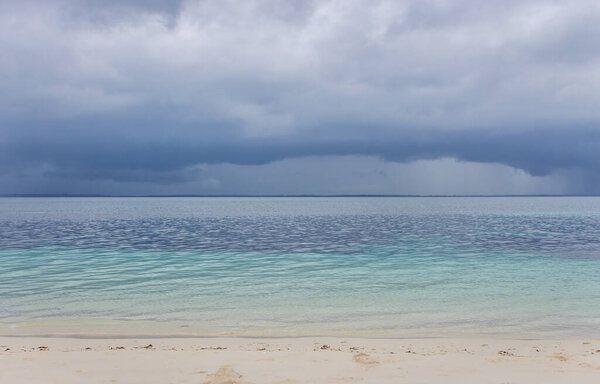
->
2;0;599;195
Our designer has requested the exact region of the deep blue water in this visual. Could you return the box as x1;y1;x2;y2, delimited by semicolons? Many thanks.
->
1;197;599;337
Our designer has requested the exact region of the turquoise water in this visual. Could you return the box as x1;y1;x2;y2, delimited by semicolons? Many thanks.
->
1;197;600;337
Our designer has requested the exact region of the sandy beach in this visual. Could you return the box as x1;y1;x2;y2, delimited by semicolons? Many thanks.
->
1;336;599;383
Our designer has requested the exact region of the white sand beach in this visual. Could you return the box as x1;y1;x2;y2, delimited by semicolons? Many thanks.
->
1;336;599;383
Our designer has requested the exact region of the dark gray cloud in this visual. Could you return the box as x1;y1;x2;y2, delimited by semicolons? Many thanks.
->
1;0;600;194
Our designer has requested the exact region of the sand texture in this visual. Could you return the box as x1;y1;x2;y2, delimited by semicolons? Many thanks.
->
1;337;599;383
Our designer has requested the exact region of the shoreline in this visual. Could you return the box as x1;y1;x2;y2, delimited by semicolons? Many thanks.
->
4;319;597;340
1;333;597;341
2;336;599;383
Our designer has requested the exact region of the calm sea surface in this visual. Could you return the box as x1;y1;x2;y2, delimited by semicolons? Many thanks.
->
1;197;599;337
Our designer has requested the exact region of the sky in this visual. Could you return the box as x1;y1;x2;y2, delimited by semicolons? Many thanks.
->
1;0;600;195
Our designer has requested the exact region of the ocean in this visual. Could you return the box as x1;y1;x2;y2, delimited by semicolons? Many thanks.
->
1;197;599;337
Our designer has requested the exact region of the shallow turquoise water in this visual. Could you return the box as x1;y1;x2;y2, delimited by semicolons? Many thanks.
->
1;197;599;337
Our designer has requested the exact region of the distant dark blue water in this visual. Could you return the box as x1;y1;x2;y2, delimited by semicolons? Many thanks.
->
1;197;599;337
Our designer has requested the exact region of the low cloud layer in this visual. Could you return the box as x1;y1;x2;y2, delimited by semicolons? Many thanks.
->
2;0;600;194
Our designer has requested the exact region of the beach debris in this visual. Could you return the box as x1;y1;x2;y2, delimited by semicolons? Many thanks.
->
37;346;48;351
201;346;227;350
320;344;330;350
254;343;268;351
109;346;125;350
497;350;515;356
84;347;92;350
3;348;10;351
142;344;153;349
405;344;416;354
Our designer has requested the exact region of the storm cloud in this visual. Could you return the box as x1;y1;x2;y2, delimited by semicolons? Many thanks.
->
2;0;600;194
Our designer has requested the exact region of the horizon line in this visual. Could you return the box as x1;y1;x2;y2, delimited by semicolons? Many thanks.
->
2;194;600;198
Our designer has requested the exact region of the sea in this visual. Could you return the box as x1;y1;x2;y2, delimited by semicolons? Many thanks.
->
1;197;599;338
